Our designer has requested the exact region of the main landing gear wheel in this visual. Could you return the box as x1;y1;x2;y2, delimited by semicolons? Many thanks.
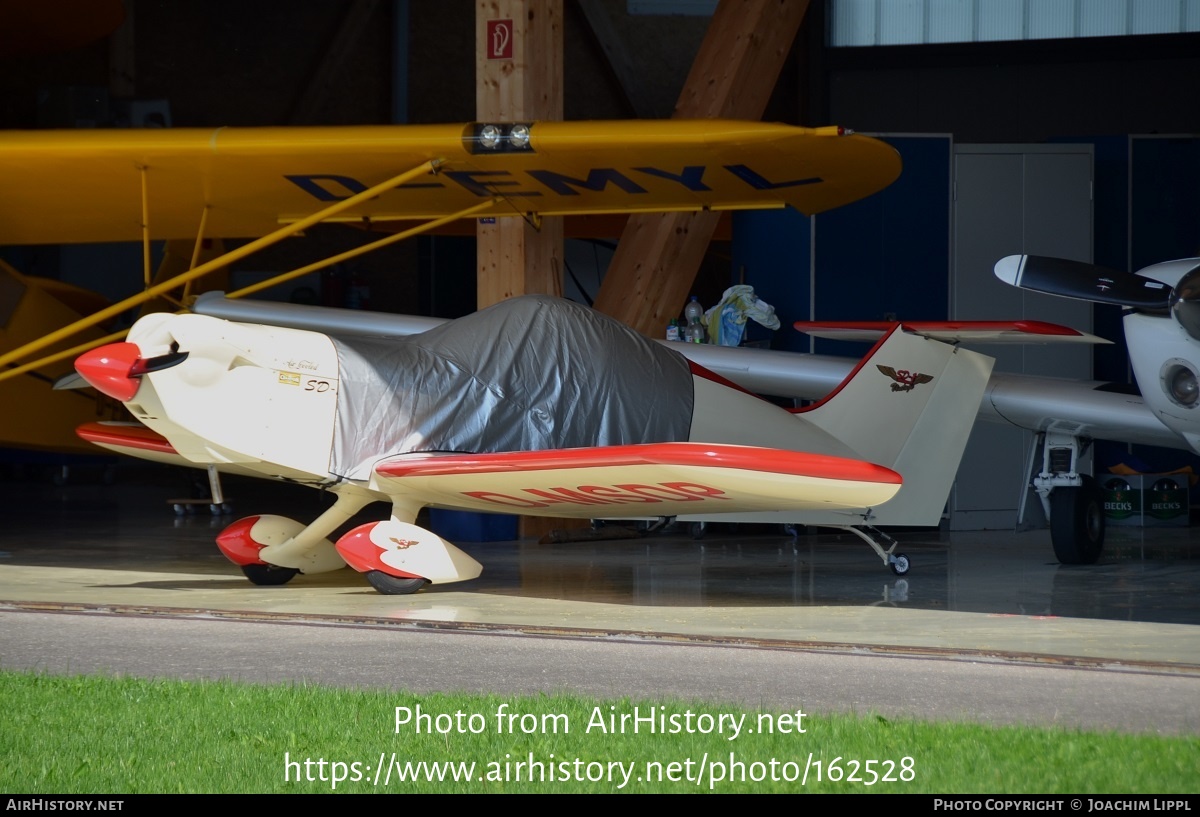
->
366;571;430;595
890;553;910;576
1050;474;1105;565
241;564;300;586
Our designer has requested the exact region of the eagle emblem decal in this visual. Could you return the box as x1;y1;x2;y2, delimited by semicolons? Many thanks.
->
877;366;934;392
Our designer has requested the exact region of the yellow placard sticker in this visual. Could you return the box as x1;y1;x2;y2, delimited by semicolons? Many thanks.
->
279;372;301;386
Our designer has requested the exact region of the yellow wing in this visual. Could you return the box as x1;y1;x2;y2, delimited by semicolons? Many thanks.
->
0;120;900;245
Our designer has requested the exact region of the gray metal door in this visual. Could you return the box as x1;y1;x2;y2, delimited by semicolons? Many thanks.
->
950;144;1094;530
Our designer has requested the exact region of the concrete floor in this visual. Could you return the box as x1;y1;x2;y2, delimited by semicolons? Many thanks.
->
1;461;1198;673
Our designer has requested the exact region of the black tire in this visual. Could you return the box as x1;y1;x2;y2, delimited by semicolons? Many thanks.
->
366;571;429;595
241;563;300;586
890;553;910;576
1050;475;1105;565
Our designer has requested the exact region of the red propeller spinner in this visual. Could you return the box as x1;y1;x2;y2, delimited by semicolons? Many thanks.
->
75;342;143;402
75;342;191;400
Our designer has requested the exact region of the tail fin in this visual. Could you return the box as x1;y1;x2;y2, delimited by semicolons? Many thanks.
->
799;325;993;526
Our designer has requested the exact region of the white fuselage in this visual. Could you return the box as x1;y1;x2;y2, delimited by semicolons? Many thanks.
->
1124;311;1200;454
122;313;856;489
122;313;341;480
1122;258;1200;455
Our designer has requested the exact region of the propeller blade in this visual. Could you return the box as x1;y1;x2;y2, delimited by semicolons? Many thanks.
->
52;371;90;390
994;255;1172;309
129;350;188;376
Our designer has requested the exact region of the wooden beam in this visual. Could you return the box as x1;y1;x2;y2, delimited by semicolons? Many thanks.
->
477;216;563;305
476;0;564;310
592;0;810;336
476;1;568;539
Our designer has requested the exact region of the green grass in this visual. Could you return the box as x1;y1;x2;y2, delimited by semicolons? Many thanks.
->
1;671;1195;794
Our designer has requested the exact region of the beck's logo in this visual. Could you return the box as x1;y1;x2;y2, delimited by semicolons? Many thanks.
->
877;366;934;392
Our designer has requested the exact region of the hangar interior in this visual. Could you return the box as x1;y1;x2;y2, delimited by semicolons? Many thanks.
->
2;1;1200;643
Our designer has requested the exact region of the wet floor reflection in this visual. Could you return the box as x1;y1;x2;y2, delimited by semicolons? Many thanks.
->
2;464;1198;626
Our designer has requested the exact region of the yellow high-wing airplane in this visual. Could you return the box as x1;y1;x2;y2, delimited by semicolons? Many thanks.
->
0;120;900;246
0;119;902;407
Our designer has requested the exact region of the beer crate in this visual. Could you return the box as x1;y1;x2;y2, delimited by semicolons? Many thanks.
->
1099;473;1189;527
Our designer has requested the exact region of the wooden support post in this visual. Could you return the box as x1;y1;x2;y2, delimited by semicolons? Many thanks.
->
476;0;564;309
476;1;570;539
592;0;811;336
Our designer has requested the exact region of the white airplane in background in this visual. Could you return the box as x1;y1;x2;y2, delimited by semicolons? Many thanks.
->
988;254;1200;556
73;294;992;593
994;254;1200;454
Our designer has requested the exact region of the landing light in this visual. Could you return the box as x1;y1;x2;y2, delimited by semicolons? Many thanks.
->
1163;360;1199;408
478;124;502;149
466;123;536;154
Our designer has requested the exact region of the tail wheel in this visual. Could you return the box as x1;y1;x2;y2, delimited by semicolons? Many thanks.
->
241;564;300;586
366;571;429;595
1050;475;1105;565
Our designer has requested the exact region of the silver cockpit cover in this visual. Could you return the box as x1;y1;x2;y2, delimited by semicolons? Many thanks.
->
329;295;695;481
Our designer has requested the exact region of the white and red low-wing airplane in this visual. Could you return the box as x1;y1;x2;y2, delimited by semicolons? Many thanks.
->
187;292;1132;566
73;295;993;593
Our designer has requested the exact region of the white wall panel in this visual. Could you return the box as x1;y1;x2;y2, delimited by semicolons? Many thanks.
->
829;0;1198;45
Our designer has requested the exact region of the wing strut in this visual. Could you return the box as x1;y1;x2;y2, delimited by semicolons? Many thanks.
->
0;199;498;386
2;329;130;385
226;198;497;300
1;199;499;387
181;206;212;304
140;165;152;288
0;158;446;373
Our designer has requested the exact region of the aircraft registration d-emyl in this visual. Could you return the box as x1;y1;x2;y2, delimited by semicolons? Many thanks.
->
0;118;1007;594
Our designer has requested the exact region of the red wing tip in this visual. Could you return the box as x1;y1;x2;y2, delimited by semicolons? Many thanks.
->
375;443;901;485
76;422;177;455
794;319;1089;337
1007;320;1086;337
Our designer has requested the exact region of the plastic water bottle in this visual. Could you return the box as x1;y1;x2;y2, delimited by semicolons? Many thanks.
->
683;296;706;343
666;320;681;342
